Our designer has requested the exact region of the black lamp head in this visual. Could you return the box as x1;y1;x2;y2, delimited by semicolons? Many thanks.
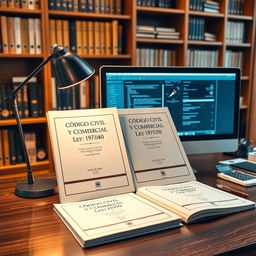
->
51;45;95;89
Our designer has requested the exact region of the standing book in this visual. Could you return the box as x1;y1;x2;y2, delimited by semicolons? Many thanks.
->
47;108;181;248
118;108;255;223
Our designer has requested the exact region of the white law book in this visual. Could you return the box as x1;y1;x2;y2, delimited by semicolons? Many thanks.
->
118;107;255;223
47;108;182;248
28;18;35;54
14;17;22;54
34;18;42;54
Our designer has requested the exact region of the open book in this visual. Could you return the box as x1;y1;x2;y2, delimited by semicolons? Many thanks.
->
118;108;255;223
47;108;181;248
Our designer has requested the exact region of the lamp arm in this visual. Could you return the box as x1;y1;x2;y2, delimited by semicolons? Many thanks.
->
10;54;54;184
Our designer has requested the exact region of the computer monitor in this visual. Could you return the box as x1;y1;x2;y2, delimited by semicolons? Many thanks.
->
100;66;240;154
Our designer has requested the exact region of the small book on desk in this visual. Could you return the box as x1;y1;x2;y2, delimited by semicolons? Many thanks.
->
47;108;181;248
118;108;255;224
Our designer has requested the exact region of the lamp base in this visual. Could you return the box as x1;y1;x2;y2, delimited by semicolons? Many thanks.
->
15;178;57;198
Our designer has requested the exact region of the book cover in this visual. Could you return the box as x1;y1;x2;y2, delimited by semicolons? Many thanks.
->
47;108;181;247
118;108;255;223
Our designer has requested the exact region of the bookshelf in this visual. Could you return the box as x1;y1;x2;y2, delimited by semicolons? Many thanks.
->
0;0;255;178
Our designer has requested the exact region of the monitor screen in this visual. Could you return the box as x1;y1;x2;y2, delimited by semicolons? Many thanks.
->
100;66;240;154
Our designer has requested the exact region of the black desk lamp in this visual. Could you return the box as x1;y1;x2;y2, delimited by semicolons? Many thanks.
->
11;45;95;198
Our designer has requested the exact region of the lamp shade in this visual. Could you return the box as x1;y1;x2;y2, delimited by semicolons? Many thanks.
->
52;47;95;89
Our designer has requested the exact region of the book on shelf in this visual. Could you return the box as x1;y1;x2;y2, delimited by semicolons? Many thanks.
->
137;25;180;40
137;0;175;8
47;107;182;248
228;0;245;15
136;48;176;67
187;48;218;67
0;0;8;8
0;16;41;54
117;107;255;223
12;76;44;118
7;17;15;54
48;0;122;14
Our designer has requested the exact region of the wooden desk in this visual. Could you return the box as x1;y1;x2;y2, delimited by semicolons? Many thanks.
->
0;154;256;256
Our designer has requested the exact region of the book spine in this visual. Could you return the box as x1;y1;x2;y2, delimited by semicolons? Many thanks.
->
1;16;9;54
7;17;15;54
81;21;88;55
14;17;22;54
35;18;42;54
28;18;36;54
69;20;76;52
28;81;39;117
20;18;29;54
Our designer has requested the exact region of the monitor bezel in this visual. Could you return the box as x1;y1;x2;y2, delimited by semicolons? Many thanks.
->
100;66;240;142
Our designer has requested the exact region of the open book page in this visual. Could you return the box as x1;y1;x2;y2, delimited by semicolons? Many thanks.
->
47;108;134;203
54;193;182;247
118;108;195;188
137;181;255;223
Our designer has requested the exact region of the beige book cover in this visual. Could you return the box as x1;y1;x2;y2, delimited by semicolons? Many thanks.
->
118;107;195;188
118;108;255;223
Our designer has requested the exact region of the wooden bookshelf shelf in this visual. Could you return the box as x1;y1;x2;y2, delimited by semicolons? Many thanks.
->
188;41;223;46
136;38;184;44
0;54;44;58
0;118;47;127
0;7;42;15
48;11;131;20
226;43;251;48
136;7;185;14
82;54;131;59
227;15;254;21
188;11;225;18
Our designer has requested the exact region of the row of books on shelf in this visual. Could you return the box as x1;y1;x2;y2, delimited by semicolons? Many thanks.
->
137;0;176;8
48;0;122;14
0;128;46;166
190;0;220;13
50;19;122;55
51;75;100;110
136;48;176;66
188;17;206;41
0;16;41;54
137;25;180;40
226;21;245;44
228;0;245;15
0;77;44;119
0;0;40;9
186;48;218;67
224;50;243;68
